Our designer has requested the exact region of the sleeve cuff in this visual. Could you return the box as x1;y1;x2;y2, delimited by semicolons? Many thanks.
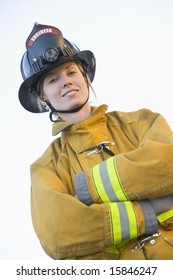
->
74;172;94;205
138;200;158;234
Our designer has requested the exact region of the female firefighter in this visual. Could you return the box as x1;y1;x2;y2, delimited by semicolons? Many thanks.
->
18;22;173;260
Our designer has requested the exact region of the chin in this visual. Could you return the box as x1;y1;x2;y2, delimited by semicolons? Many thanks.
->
54;103;82;112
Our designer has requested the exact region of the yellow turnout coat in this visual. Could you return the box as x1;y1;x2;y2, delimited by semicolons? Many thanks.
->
31;105;173;259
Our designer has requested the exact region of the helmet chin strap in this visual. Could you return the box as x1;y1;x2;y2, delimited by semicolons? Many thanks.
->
48;94;89;122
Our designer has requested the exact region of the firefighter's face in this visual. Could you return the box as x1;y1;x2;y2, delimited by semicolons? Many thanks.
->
42;62;89;113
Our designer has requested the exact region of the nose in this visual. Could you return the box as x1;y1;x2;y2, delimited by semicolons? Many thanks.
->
62;75;72;88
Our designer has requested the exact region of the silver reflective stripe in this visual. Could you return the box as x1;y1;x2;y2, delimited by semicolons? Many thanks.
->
100;161;119;201
109;201;138;243
92;157;127;202
118;202;130;240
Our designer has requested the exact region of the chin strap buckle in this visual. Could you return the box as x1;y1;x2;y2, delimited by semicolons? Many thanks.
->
131;232;161;252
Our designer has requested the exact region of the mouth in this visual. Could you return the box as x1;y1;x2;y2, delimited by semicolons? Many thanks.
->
62;89;79;97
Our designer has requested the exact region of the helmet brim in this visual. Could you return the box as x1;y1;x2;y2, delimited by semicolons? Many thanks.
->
18;50;96;113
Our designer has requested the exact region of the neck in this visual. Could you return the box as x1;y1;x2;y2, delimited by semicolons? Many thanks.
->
58;102;92;123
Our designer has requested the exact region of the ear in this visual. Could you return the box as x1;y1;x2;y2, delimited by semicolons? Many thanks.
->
39;93;47;102
39;99;51;111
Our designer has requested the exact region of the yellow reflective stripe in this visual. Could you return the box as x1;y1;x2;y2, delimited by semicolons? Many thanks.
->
125;201;138;238
108;202;138;244
107;157;127;201
92;157;127;203
103;245;119;254
116;239;134;251
109;203;121;243
157;208;173;223
92;163;110;202
103;240;134;255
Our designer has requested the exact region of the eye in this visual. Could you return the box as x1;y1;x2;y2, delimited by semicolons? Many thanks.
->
68;70;76;75
48;76;59;83
67;66;78;75
49;78;56;83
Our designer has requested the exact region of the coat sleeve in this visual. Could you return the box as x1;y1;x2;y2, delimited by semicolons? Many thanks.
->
74;111;173;203
30;162;156;259
116;111;173;200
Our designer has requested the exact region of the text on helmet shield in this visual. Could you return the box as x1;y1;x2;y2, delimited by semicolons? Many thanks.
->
27;28;59;47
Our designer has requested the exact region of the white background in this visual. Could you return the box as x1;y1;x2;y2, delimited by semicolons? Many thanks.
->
1;0;173;260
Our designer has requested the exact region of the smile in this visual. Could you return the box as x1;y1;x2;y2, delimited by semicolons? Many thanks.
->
62;89;79;97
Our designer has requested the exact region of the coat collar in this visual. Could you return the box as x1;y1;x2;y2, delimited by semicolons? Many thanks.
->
52;104;109;153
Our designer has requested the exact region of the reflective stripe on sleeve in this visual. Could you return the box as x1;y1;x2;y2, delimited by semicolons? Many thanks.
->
108;201;138;243
92;157;127;203
157;208;173;223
